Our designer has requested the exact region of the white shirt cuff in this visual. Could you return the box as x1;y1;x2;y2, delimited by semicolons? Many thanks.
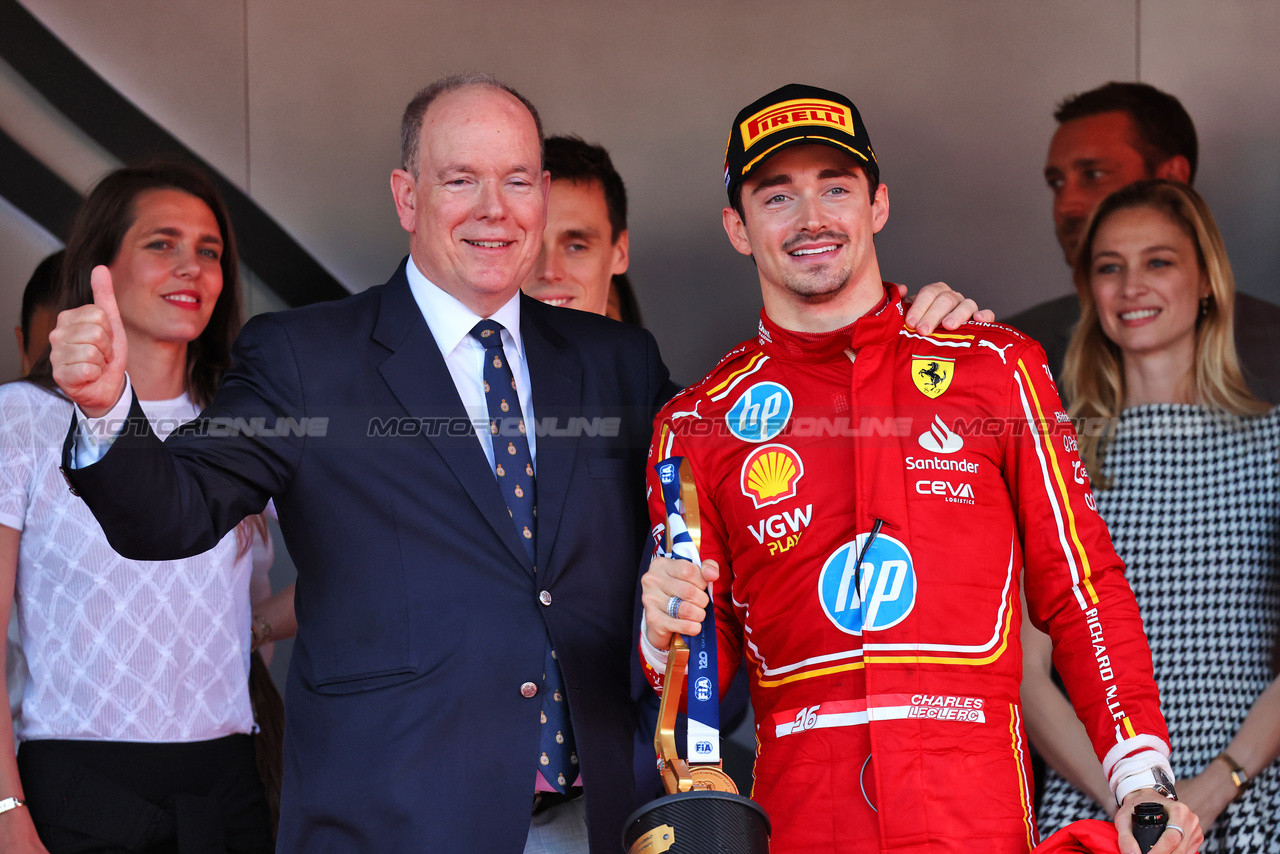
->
1111;751;1176;804
71;376;132;469
639;614;669;673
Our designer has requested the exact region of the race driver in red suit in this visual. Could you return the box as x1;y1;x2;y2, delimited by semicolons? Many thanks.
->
639;84;1202;854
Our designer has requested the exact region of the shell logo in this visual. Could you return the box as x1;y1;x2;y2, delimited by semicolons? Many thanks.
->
740;443;805;509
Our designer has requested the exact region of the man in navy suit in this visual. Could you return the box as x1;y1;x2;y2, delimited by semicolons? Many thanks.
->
49;74;984;852
52;72;670;853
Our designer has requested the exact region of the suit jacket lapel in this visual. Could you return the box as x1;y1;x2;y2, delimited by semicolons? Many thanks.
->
521;297;583;578
373;265;534;572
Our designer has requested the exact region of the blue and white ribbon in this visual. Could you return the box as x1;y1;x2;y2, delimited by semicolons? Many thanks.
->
654;457;720;765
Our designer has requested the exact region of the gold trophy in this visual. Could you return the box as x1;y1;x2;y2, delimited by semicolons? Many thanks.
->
623;458;770;854
654;460;738;797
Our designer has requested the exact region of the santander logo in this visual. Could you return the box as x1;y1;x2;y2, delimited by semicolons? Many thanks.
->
917;415;964;454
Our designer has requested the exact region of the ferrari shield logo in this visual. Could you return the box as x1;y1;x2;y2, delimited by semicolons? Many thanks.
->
912;356;955;398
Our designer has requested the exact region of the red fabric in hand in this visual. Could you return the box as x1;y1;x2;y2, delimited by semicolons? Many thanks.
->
1034;821;1119;854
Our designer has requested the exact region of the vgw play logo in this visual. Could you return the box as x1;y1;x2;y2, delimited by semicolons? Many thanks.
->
818;533;917;634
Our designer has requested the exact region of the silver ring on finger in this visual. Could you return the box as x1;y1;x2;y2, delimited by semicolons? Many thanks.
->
1165;824;1184;838
666;596;683;619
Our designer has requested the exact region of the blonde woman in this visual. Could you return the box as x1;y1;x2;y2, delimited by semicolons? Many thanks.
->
1022;179;1280;852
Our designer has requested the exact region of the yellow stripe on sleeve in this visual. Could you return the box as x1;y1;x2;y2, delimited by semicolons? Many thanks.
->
1016;359;1098;604
902;329;975;341
657;423;671;460
706;352;765;398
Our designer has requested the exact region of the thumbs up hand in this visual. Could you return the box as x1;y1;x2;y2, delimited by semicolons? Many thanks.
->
50;265;129;418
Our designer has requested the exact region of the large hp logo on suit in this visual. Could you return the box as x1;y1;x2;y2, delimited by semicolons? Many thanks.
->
818;533;917;634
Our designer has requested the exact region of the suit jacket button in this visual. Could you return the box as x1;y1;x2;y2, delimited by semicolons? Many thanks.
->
538;590;552;606
520;682;538;698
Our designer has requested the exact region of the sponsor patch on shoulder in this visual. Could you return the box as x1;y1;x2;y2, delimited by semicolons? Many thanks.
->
726;381;793;443
912;356;954;398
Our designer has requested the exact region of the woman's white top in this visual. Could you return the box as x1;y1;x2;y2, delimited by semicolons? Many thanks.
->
0;381;254;742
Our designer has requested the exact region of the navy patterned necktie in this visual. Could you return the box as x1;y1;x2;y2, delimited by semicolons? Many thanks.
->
469;320;577;792
470;320;537;562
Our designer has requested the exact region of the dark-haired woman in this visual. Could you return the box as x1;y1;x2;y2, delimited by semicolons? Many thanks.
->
1022;180;1279;852
0;164;273;853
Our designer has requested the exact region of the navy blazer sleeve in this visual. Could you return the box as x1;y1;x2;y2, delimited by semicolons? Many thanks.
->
63;311;303;559
59;276;678;853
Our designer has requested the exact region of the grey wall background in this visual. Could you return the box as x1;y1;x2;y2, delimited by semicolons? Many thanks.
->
2;0;1278;388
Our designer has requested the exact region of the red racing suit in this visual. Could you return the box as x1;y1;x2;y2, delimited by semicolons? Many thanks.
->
642;286;1170;853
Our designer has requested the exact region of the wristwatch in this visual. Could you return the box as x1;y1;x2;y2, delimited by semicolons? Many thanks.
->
1117;767;1178;804
1151;767;1179;801
0;796;25;815
1217;752;1251;797
251;613;271;649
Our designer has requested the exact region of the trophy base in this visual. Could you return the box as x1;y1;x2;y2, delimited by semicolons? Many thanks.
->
623;790;770;854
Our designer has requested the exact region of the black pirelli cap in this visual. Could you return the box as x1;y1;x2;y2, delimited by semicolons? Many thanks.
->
724;83;877;202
